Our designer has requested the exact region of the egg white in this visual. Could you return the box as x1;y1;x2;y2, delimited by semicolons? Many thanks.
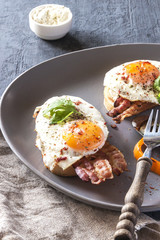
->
104;60;160;104
34;96;109;171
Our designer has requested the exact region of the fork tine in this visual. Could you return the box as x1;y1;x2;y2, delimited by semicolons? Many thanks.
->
158;120;160;132
152;110;159;132
144;109;154;134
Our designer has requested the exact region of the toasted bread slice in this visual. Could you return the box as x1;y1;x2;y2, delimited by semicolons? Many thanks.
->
47;140;126;178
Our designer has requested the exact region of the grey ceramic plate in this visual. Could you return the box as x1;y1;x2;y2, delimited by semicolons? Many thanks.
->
1;44;160;211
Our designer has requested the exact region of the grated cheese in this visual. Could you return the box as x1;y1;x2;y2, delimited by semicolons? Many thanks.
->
31;4;71;25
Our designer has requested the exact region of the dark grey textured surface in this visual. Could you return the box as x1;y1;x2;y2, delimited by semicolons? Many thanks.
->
1;0;160;220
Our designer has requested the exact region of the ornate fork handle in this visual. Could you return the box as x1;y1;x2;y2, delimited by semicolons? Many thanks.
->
114;109;160;239
114;157;152;240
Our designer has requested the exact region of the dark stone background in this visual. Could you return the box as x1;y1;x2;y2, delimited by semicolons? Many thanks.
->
0;0;160;220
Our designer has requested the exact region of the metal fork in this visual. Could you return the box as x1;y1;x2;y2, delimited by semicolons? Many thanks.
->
114;109;160;240
143;109;160;157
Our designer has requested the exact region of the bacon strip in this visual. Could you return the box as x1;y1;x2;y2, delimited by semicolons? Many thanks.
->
74;141;127;184
113;101;156;123
75;167;90;182
107;97;131;118
108;96;156;123
101;141;127;176
75;158;113;184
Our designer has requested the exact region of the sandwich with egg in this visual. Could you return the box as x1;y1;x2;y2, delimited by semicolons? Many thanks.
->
104;60;160;123
33;95;127;184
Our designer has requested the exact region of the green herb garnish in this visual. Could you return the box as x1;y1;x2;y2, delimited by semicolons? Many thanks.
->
43;98;84;124
157;93;160;104
153;76;160;103
154;76;160;92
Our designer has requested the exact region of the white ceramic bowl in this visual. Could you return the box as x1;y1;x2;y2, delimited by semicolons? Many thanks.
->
29;4;72;40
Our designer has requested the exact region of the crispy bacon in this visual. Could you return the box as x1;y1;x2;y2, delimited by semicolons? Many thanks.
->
75;167;90;182
108;96;156;123
56;157;67;162
101;141;127;176
107;97;131;118
75;158;113;184
114;97;126;107
94;159;113;180
74;141;126;184
113;101;156;123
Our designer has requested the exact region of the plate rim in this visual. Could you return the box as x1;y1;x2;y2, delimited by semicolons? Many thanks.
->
1;42;160;100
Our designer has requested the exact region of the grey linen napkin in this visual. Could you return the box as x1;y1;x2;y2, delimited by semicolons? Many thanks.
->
0;130;159;240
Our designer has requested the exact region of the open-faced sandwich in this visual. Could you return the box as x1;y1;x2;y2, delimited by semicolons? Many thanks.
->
104;60;160;123
33;95;127;184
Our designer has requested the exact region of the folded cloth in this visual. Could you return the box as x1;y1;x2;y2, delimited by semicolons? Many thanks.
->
135;222;160;240
0;130;159;240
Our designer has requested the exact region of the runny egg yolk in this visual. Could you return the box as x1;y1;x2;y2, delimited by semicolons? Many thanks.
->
124;61;159;86
62;120;105;152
